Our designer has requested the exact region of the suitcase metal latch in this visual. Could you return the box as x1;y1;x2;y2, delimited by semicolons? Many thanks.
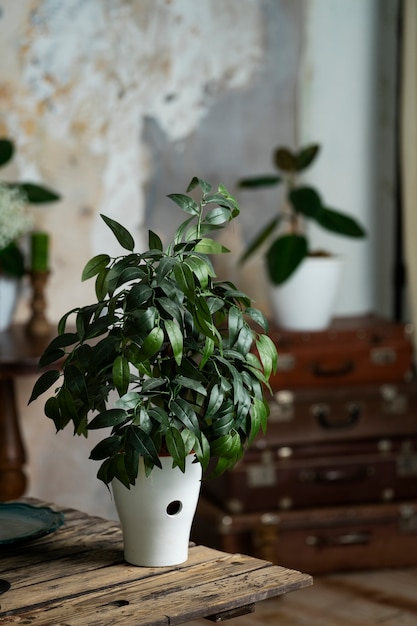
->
270;390;295;422
399;505;417;533
371;346;397;365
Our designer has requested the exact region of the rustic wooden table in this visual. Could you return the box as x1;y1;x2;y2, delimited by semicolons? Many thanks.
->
0;499;312;625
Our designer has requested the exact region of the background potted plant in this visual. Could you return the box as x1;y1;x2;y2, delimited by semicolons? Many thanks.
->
238;143;367;330
30;177;278;567
0;138;61;331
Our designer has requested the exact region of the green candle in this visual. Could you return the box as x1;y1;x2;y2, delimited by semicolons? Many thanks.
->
31;231;49;272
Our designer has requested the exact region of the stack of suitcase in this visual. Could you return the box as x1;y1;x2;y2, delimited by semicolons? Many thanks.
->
192;314;417;574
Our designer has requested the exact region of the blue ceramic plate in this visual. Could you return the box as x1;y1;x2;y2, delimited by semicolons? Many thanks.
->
0;503;64;545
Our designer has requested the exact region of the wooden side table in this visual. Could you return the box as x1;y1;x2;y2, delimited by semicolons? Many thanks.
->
0;324;54;501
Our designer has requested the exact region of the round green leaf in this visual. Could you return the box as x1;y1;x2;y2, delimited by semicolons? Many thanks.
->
266;234;307;285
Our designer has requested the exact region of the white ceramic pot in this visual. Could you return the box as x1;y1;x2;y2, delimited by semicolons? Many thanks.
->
112;455;202;567
0;276;21;332
269;255;343;331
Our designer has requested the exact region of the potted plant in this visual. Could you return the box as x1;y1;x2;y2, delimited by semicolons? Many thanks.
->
29;177;278;567
238;143;366;330
0;138;61;331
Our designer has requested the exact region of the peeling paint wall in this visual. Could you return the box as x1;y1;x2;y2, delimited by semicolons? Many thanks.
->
1;0;398;519
1;0;266;321
0;0;301;518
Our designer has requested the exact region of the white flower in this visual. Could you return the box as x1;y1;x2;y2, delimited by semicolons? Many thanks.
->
0;184;34;250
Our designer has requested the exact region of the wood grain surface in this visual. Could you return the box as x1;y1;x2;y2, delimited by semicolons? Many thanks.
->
0;498;312;625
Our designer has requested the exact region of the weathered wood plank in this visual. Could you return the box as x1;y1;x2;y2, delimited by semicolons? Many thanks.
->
0;561;311;626
0;549;308;614
0;499;312;626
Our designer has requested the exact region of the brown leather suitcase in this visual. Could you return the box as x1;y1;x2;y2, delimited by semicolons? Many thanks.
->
202;382;417;513
264;382;417;450
202;438;417;513
192;497;417;574
267;314;415;389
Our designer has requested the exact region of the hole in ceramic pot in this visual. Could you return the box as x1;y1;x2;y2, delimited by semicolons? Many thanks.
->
166;500;182;516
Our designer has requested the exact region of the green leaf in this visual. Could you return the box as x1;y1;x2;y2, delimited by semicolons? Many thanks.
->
256;334;278;382
124;441;140;484
244;307;268;332
186;177;212;194
315;206;367;238
165;428;186;472
173;262;195;298
289;186;322;218
96;458;113;487
194;432;210;472
155;256;176;283
138;326;164;361
88;409;128;430
148;230;163;250
210;432;241;459
129;307;158;335
171;398;200;435
64;364;88;403
266;233;307;285
157;296;181;322
211;413;235;437
15;182;61;204
112;355;130;396
204;385;224;422
44;396;69;430
148;406;171;428
95;269;109;300
105;255;140;294
239;217;279;264
167;193;199;216
109;454;131;488
56;387;83;434
38;348;65;369
128;426;162;468
101;214;135;251
200;336;215;369
173;215;194;246
234;324;253;355
29;370;60;403
248;398;269;444
0;138;13;167
163;318;183;365
114;391;139;411
295;144;320;171
45;332;79;352
204;206;232;225
274;147;297;172
126;284;153;310
194;238;229;255
89;435;121;460
184;255;213;289
82;254;110;281
0;241;25;278
227;306;243;347
173;375;207;396
238;174;282;188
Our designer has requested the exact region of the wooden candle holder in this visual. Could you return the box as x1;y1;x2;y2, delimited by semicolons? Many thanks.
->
26;270;51;337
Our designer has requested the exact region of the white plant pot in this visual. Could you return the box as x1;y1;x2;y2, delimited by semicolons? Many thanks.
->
0;276;21;332
112;455;202;567
269;256;343;331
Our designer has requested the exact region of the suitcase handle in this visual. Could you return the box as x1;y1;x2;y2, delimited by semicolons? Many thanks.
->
300;465;370;484
311;359;354;378
314;404;360;430
306;532;370;547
